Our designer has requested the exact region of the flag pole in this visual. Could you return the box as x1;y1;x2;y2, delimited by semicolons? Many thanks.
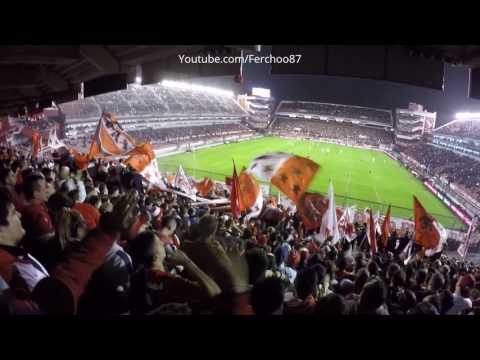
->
463;215;478;260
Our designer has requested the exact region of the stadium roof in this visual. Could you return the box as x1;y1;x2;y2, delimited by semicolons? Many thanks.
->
1;45;480;116
0;45;259;116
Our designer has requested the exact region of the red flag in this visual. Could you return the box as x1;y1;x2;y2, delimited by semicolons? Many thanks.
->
381;205;392;248
296;192;329;230
230;161;242;219
31;131;42;158
367;209;377;256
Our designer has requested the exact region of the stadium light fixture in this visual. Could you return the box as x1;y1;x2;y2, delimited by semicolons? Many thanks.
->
161;79;234;97
455;112;480;120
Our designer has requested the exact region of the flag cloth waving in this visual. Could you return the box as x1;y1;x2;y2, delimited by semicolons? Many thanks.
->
338;206;357;242
381;205;392;248
318;181;340;244
174;165;196;199
87;112;136;160
366;208;377;256
31;131;42;158
195;177;215;197
413;195;441;251
247;152;320;204
238;169;263;219
296;192;329;230
238;169;262;211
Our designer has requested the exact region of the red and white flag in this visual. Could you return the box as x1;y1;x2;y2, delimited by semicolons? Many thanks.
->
338;206;357;242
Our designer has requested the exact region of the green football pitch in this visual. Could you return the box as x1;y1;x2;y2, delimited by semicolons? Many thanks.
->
158;136;464;230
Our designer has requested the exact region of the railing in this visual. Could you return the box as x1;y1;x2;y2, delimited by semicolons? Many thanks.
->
156;164;467;232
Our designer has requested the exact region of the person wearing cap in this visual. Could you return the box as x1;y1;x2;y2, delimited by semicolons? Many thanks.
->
72;202;101;231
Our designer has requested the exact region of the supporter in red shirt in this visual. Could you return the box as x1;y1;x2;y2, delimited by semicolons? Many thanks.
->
20;174;55;245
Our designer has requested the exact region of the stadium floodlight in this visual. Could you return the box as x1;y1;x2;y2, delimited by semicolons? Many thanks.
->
161;79;234;97
135;76;142;85
455;112;480;120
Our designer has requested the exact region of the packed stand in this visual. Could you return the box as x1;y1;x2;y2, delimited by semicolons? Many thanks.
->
1;144;479;315
400;143;480;201
435;120;480;141
60;85;245;122
127;123;253;145
275;101;393;126
64;123;253;151
272;118;394;147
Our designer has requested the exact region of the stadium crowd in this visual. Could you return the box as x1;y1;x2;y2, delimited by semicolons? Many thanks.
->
59;85;245;120
436;120;480;141
276;101;393;126
0;144;479;316
272;118;394;147
400;144;480;202
64;123;253;150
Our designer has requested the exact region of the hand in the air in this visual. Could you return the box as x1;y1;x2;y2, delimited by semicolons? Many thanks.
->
100;190;138;233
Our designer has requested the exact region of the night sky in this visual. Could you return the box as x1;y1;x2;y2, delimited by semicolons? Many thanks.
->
192;46;480;126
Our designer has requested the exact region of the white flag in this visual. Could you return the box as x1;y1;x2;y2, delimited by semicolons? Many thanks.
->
142;159;167;191
174;165;196;200
318;181;340;244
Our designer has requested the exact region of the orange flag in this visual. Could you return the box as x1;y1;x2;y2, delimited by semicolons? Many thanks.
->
125;143;156;172
70;148;89;170
296;192;329;230
238;170;260;211
270;156;320;204
125;154;151;172
195;177;215;197
230;161;242;219
127;143;155;162
413;196;440;250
